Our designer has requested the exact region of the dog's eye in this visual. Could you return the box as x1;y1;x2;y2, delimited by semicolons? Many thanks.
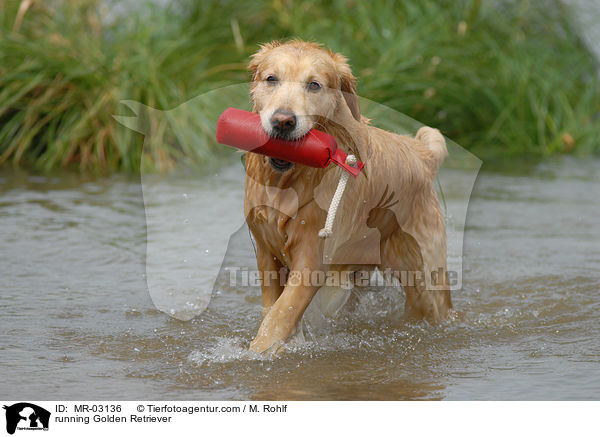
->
307;81;321;92
266;75;278;85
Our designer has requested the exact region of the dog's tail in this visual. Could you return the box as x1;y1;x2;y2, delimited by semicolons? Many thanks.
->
416;126;448;173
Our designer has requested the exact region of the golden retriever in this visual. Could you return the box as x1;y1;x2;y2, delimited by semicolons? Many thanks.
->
244;40;451;353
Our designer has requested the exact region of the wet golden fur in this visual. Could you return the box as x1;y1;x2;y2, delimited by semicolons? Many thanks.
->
244;40;451;353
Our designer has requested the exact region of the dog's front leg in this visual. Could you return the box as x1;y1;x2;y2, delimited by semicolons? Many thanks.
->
255;243;285;314
250;256;320;354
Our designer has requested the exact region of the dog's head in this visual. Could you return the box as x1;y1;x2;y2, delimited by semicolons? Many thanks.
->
248;40;360;171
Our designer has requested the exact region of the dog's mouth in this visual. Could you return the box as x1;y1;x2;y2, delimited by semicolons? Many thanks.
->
262;118;311;172
268;128;310;142
269;157;294;172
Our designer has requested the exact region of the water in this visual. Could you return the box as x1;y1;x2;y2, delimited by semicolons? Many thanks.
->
1;156;599;400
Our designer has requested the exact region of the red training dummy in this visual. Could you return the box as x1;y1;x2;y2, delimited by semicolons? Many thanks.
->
216;107;364;177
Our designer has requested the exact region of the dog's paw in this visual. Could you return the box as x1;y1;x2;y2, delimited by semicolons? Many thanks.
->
249;336;283;356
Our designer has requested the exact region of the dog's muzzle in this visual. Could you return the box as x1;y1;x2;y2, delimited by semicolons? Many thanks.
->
270;110;297;138
267;109;297;172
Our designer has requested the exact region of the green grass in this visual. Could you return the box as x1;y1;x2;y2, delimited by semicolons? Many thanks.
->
1;0;599;172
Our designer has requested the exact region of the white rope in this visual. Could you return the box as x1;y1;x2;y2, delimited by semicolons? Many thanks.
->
318;155;357;239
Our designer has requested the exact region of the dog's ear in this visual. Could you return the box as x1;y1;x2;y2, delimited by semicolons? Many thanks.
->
248;41;281;79
330;52;360;121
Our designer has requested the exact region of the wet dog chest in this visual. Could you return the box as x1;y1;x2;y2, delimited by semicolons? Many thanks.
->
245;177;300;260
247;206;290;259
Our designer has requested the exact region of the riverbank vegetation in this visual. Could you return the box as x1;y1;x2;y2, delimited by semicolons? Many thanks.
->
1;0;598;172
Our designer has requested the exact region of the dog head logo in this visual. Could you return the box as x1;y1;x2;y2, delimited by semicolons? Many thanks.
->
3;403;50;435
114;83;481;321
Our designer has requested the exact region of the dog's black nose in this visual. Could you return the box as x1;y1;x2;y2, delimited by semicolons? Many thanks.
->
270;110;296;133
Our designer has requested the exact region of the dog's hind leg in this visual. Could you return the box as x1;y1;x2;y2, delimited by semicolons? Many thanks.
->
381;223;452;322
